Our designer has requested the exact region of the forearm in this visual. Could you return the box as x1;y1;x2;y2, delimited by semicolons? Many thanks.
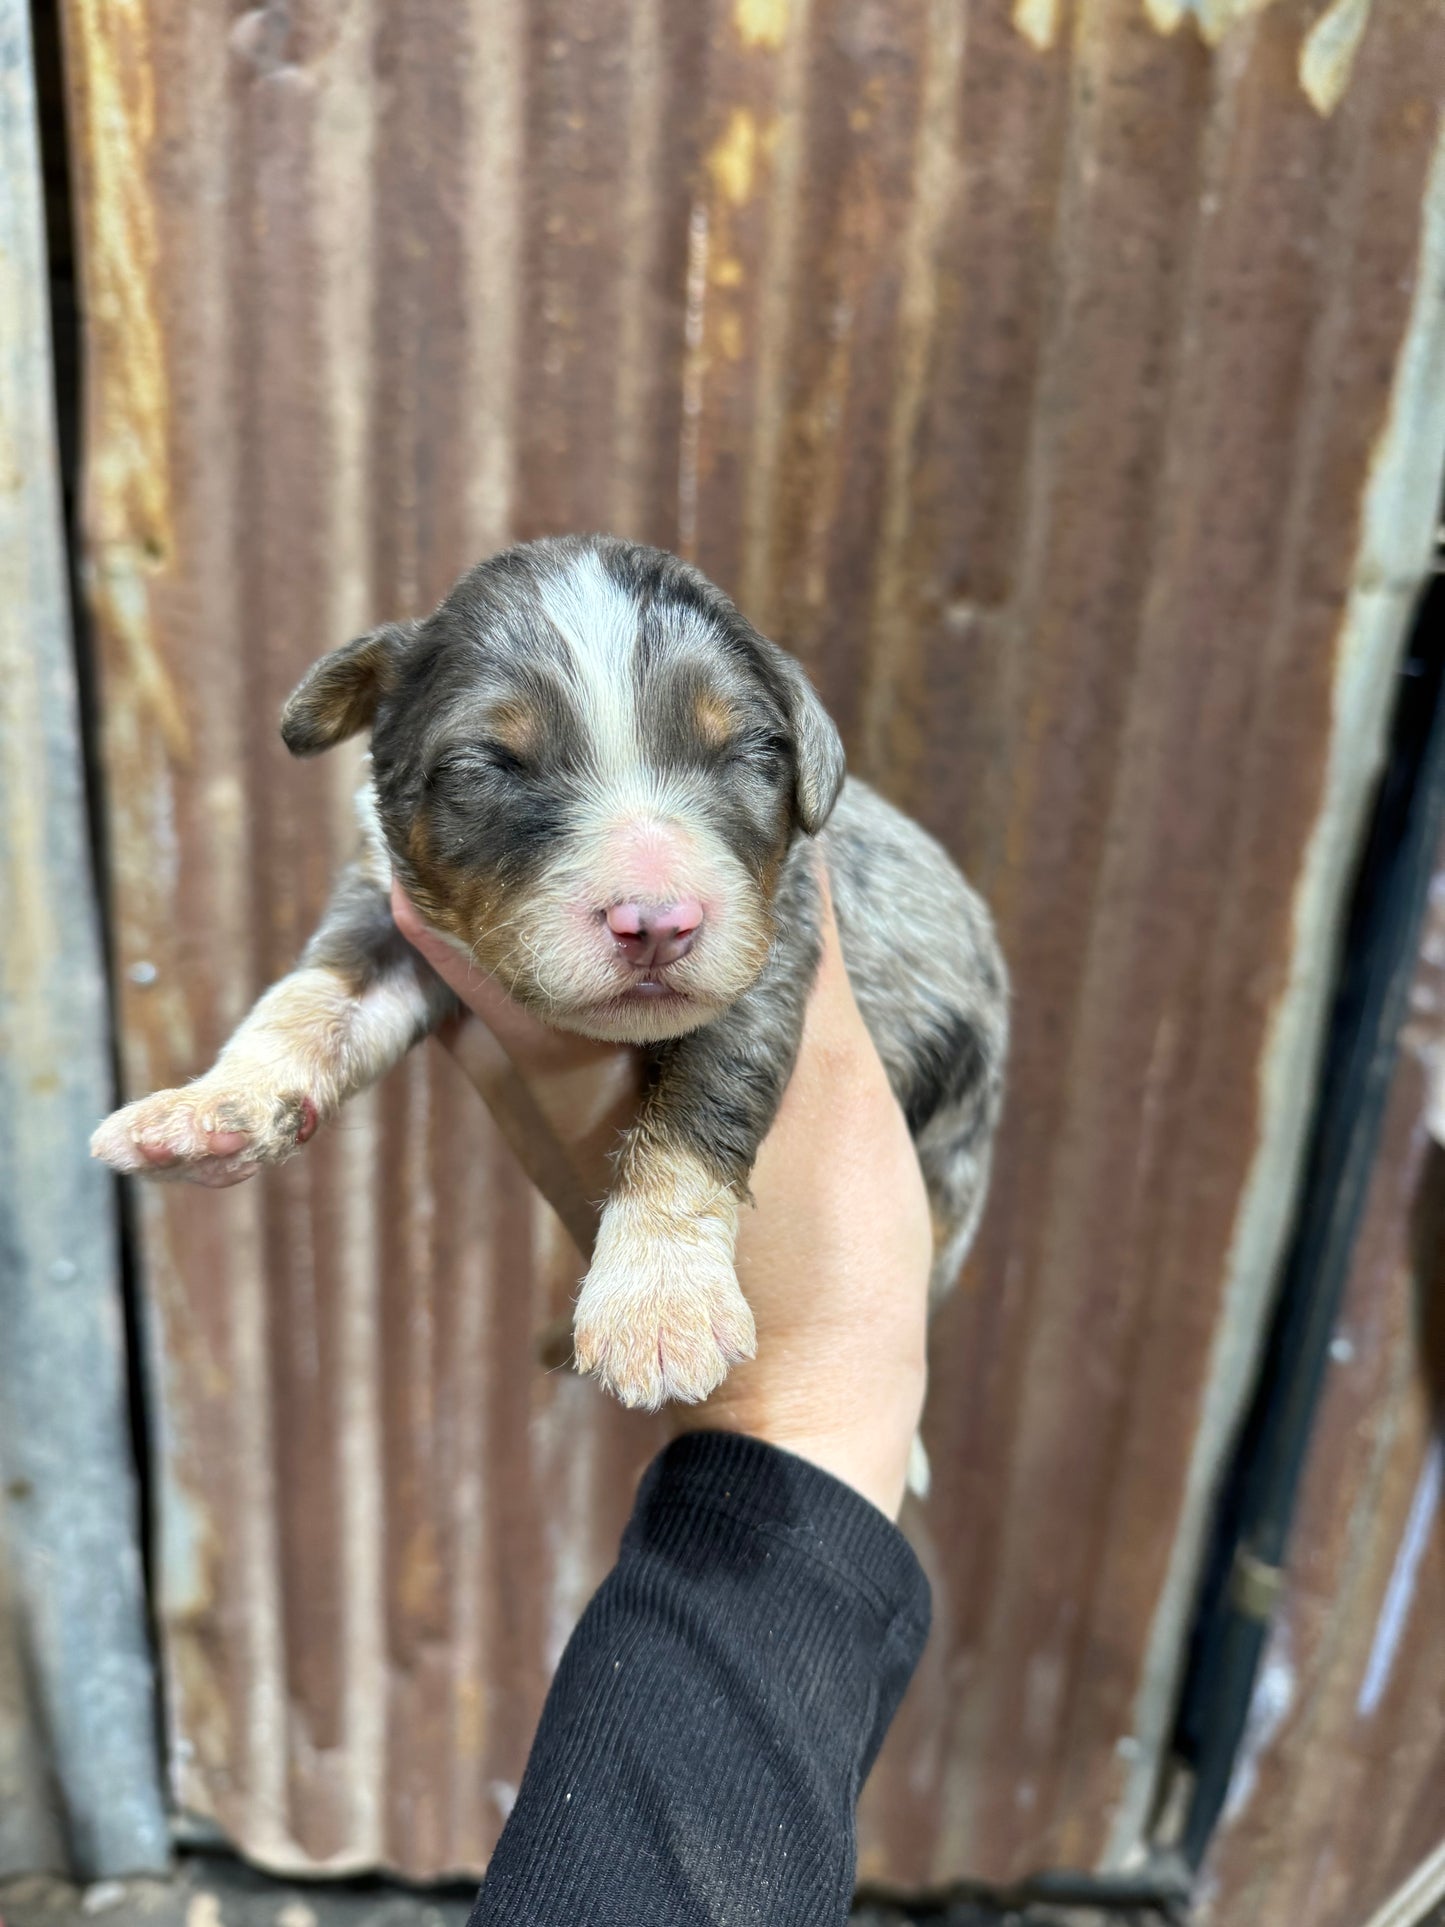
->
467;1432;931;1927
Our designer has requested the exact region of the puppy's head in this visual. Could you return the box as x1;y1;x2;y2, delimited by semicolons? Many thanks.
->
281;537;844;1041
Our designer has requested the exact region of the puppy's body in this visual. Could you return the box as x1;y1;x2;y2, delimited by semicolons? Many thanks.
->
93;538;1007;1410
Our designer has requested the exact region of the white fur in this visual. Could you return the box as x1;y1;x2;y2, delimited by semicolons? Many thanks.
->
538;549;642;778
90;963;434;1183
573;1154;754;1407
496;811;766;1042
353;769;393;890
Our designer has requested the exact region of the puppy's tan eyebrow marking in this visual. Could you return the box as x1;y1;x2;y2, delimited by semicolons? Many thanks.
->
693;689;737;750
488;701;542;757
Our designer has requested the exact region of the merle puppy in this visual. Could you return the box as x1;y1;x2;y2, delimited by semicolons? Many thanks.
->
92;537;1007;1414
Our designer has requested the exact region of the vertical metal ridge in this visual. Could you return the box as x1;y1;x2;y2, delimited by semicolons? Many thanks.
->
317;5;386;1834
735;0;817;629
859;0;969;785
611;0;667;541
461;0;524;556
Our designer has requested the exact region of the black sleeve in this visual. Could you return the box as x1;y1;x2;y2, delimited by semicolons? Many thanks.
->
467;1430;931;1927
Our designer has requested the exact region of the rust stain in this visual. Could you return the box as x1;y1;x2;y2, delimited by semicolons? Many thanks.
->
706;105;763;207
64;0;188;762
66;0;172;561
397;1519;445;1627
455;1676;486;1764
715;309;745;361
91;566;192;763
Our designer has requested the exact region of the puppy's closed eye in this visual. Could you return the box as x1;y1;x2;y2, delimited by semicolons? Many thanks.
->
721;729;790;780
431;742;532;786
478;740;532;777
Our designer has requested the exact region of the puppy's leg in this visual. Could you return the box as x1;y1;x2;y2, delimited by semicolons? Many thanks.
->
573;1115;754;1409
574;865;823;1409
91;868;455;1187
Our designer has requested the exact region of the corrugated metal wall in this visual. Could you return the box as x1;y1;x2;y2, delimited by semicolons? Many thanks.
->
1199;838;1445;1927
58;0;1445;1887
0;0;167;1878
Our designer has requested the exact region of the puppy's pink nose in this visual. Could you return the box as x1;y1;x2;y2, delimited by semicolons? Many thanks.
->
605;900;704;969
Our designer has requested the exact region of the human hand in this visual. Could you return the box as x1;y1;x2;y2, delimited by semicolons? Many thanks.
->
391;874;932;1517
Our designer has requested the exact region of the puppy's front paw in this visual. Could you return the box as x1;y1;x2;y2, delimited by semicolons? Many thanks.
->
90;1079;319;1188
574;1184;754;1409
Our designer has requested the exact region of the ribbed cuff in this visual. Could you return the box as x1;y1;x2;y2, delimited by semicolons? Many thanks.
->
628;1430;931;1640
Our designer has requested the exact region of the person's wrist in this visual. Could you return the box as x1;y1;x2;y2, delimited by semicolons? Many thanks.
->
672;1355;927;1519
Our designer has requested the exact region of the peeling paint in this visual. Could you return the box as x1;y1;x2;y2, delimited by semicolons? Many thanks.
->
1141;0;1273;45
156;1470;220;1622
1137;0;1376;114
92;558;191;762
1222;1630;1297;1825
1299;0;1372;117
1357;1437;1444;1719
1013;0;1064;52
733;0;789;52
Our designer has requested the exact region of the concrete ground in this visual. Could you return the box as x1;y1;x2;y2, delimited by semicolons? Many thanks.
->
0;1857;1146;1927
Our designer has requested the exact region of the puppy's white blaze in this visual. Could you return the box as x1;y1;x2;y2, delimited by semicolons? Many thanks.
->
568;769;740;908
574;767;719;842
596;818;700;904
538;550;641;777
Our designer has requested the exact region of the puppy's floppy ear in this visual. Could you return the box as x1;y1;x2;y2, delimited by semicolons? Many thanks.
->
767;644;845;835
280;620;417;756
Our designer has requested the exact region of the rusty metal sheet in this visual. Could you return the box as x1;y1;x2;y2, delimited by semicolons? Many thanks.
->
60;0;1445;1886
0;0;167;1878
1198;833;1445;1927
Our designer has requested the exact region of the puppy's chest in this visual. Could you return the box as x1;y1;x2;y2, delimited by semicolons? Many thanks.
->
355;774;395;891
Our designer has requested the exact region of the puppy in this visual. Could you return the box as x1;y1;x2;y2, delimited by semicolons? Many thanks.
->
92;537;1008;1414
